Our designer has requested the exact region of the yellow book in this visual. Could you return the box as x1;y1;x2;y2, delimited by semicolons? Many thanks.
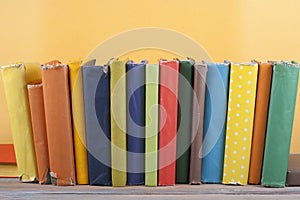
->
69;60;89;184
110;58;128;187
222;62;258;185
1;63;39;182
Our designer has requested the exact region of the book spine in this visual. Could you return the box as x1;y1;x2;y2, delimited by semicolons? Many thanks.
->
1;64;38;182
145;64;159;186
42;64;76;186
262;63;299;187
126;61;146;185
176;60;194;184
248;62;273;184
222;63;258;186
110;59;128;186
201;62;229;183
27;82;51;184
189;63;208;184
69;61;89;185
158;60;179;186
82;65;112;186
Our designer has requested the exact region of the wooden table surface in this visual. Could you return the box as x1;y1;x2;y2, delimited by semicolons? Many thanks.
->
1;178;300;199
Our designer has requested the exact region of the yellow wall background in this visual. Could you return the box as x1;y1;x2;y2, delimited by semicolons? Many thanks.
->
1;0;300;151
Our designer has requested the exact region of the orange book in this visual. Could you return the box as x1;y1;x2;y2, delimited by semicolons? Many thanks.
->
41;63;76;186
27;82;51;184
248;62;273;184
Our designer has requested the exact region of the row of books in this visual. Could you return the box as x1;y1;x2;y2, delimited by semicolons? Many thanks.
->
1;59;299;188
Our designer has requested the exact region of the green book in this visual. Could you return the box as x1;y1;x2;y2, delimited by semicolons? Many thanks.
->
145;64;159;186
176;59;194;183
110;58;128;187
262;63;299;187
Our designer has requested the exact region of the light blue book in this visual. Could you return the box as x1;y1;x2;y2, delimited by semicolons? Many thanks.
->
201;62;229;183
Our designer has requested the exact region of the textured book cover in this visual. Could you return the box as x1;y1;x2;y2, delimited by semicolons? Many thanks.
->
158;59;179;186
248;62;273;184
69;59;95;185
222;62;258;186
110;59;128;187
189;62;208;184
42;63;76;186
27;82;51;184
176;59;194;184
262;63;299;188
145;64;159;186
201;62;229;184
82;65;112;186
126;60;146;185
1;63;38;182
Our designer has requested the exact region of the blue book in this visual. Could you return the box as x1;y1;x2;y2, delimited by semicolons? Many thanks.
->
201;62;229;183
126;60;147;185
82;65;111;186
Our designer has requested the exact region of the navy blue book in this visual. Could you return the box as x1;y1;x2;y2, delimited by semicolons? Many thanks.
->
126;60;147;185
82;65;111;186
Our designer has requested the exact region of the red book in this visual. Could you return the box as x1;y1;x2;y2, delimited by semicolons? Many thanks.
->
158;59;179;186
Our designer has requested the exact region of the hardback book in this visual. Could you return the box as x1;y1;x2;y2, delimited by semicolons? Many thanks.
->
110;59;128;187
189;62;208;184
27;82;51;184
201;62;229;184
126;60;146;185
222;62;258;186
1;63;39;182
262;62;299;187
82;64;112;186
69;59;95;185
145;64;159;186
158;59;179;186
41;63;76;186
176;59;194;184
248;62;273;184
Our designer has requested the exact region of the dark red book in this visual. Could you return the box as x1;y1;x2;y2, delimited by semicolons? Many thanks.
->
158;59;179;186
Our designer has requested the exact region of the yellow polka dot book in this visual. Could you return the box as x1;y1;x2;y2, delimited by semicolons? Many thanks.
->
222;62;258;185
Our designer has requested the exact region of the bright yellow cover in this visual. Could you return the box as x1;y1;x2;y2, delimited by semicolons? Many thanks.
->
222;62;258;185
69;60;89;184
1;64;38;182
